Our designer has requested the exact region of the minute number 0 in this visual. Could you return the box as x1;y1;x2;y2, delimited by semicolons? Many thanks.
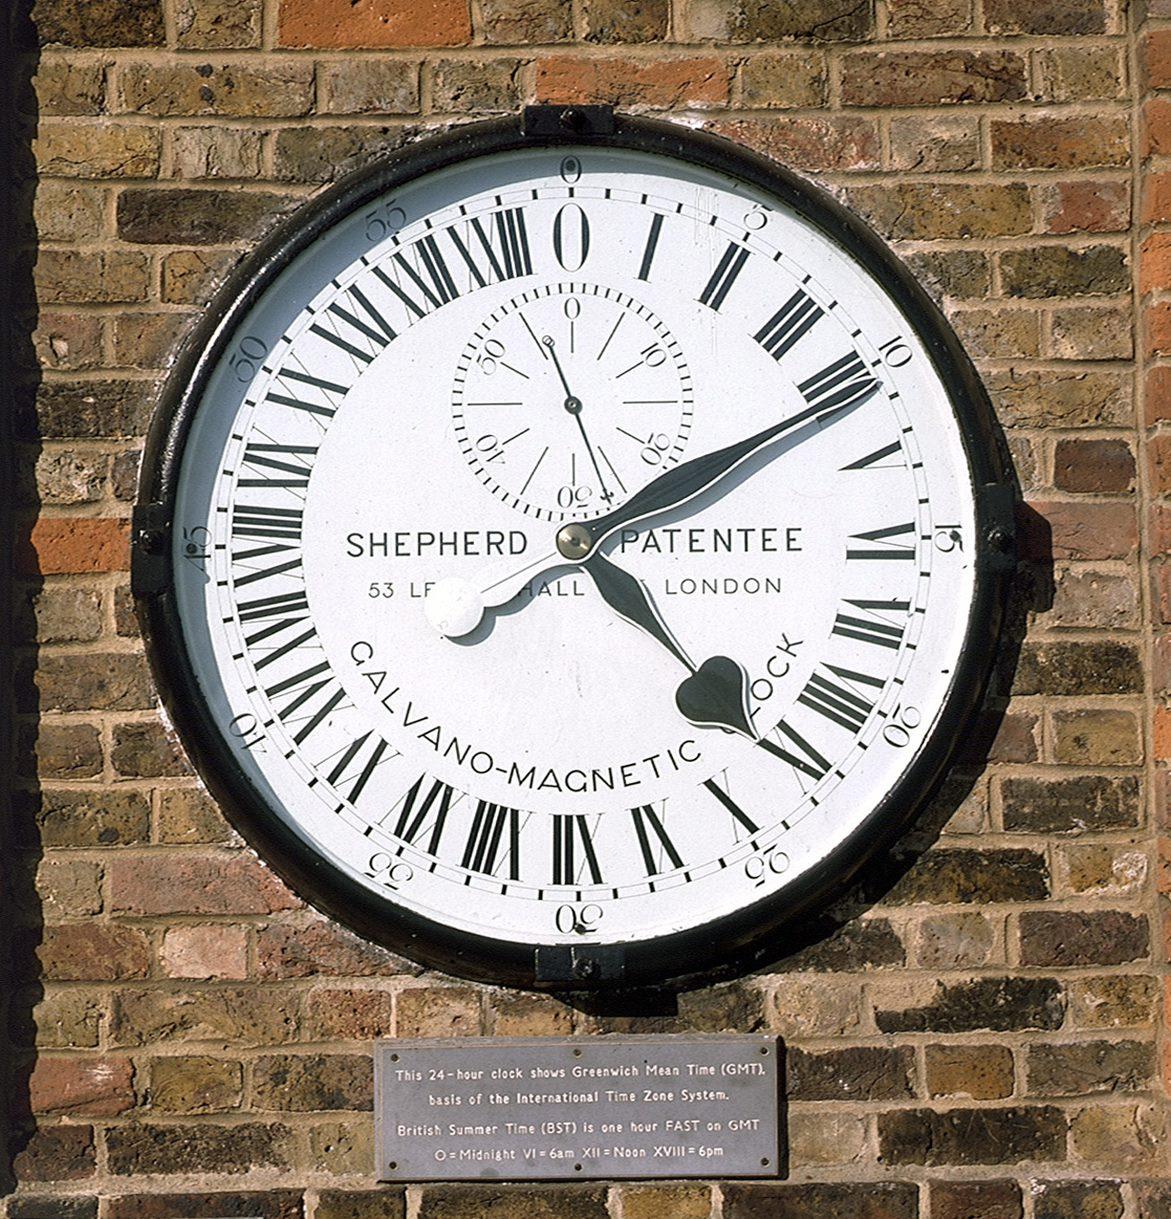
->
556;902;603;934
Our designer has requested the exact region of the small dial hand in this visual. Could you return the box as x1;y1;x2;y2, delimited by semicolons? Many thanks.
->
581;553;756;738
557;380;878;560
542;335;613;504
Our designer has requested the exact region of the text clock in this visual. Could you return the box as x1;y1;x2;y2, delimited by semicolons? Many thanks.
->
134;108;1015;990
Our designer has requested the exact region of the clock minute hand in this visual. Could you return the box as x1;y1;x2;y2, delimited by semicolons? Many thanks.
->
556;387;874;562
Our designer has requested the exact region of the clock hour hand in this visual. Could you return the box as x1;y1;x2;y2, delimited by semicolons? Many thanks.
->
557;381;876;562
581;553;756;739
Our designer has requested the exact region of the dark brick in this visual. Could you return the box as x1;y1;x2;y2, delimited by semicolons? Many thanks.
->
879;1106;1066;1165
1027;1039;1155;1095
316;1193;407;1219
1012;642;1142;696
1035;1180;1124;1219
18;651;154;713
1019;911;1149;967
106;1122;294;1175
1053;439;1136;493
930;1180;1022;1219
117;188;295;244
583;0;668;41
1001;245;1128;298
1001;776;1140;833
787;1046;915;1101
107;1193;305;1219
272;127;410;183
593;982;763;1034
416;1187;609;1219
13;787;151;847
876;977;1065;1034
10;1123;96;1181
9;1199;99;1219
723;1183;918;1219
904;250;991;300
781;918;905;971
19;379;153;440
723;0;875;41
111;720;191;777
33;0;164;45
884;849;1048;904
253;1054;373;1111
985;0;1106;33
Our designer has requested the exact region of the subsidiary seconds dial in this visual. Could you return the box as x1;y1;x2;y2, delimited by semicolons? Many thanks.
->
453;284;692;520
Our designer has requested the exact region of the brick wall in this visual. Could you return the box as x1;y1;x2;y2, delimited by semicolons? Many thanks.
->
7;0;1171;1213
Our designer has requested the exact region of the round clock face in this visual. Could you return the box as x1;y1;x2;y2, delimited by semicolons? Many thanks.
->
141;117;1010;988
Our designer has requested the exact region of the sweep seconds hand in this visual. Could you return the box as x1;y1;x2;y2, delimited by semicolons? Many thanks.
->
542;335;613;505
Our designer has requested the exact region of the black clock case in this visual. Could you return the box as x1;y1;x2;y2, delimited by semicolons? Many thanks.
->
133;106;1018;993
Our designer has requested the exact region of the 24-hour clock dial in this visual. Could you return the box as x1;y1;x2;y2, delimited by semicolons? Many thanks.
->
134;112;1013;989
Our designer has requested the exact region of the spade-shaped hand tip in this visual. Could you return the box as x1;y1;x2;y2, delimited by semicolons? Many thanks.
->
675;655;756;739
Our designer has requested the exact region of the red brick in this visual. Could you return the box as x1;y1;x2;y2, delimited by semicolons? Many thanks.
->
17;517;131;575
1042;180;1130;234
277;0;472;47
1157;709;1171;763
1145;98;1171;157
1053;438;1135;494
1143;233;1171;295
27;1055;135;1117
534;56;730;108
1151;436;1171;497
161;925;249;979
1156;565;1171;624
1148;366;1171;426
255;919;414;979
1144;172;1171;225
1145;28;1171;89
109;852;299;916
1021;501;1138;560
1149;301;1171;358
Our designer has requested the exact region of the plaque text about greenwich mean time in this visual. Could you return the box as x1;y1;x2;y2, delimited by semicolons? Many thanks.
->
375;1034;781;1182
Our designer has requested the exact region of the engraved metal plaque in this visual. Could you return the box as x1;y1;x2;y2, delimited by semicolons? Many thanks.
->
375;1034;781;1182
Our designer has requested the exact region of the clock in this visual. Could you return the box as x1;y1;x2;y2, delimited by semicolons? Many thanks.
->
133;107;1015;991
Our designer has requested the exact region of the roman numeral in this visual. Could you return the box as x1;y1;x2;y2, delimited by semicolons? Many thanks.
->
798;665;883;733
760;721;830;783
447;208;533;287
832;598;909;650
311;284;398;365
551;814;602;885
847;521;915;561
325;730;395;804
699;242;749;311
238;443;316;490
265;367;346;418
703;776;760;836
798;352;881;414
754;289;823;360
236;587;311;650
462;800;520;879
267;666;346;745
842;440;905;471
637;213;664;282
372;236;458;320
232;503;304;546
392;775;457;854
631;804;683;875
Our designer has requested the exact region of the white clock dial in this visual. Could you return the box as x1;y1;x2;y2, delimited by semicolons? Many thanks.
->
140;118;1011;988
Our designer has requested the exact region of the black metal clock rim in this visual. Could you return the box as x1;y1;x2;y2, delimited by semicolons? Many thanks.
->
135;108;1015;993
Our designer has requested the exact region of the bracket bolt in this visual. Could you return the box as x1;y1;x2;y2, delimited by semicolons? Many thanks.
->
561;107;586;131
986;525;1012;553
572;956;598;980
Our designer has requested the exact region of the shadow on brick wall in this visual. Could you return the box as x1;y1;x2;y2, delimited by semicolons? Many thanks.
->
5;0;50;1195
